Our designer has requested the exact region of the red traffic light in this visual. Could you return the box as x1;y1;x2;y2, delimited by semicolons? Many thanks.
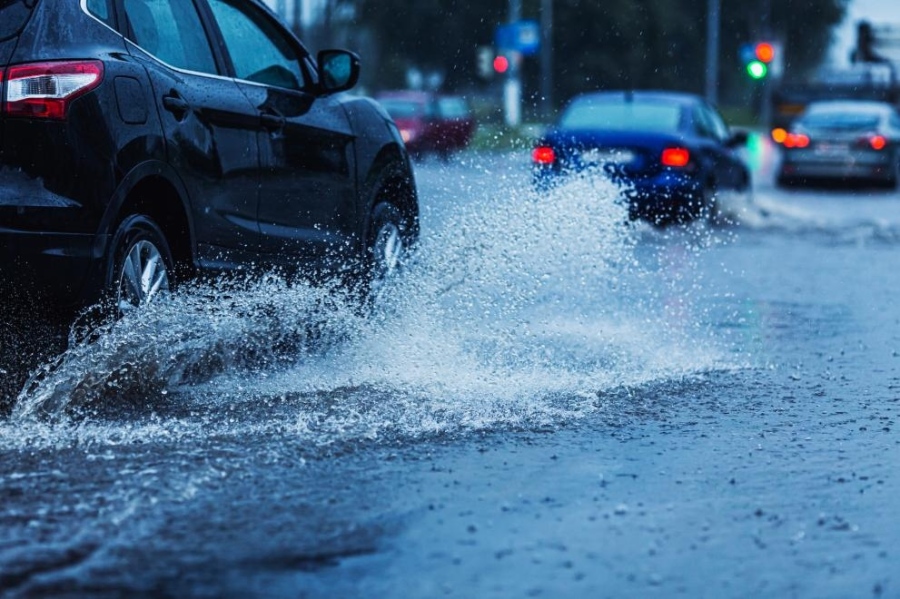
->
755;42;775;64
493;55;509;74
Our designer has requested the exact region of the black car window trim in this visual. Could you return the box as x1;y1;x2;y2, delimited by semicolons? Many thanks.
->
81;0;119;31
192;0;239;83
117;0;227;79
200;0;315;93
258;0;317;90
304;54;319;87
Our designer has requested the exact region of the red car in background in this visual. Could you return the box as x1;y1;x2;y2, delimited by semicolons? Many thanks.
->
376;91;476;157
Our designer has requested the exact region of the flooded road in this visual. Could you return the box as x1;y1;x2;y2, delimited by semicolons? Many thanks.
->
1;149;899;598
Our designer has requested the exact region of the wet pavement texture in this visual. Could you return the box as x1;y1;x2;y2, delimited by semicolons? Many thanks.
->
1;150;900;598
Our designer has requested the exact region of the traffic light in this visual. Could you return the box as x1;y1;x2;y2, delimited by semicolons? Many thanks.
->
746;60;767;79
741;41;776;80
476;47;513;79
754;42;775;63
476;46;494;79
493;54;510;74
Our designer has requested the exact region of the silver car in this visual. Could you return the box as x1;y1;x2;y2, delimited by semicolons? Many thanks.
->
776;100;900;188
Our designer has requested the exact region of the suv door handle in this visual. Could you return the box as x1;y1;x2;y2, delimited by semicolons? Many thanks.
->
260;111;285;130
162;93;189;119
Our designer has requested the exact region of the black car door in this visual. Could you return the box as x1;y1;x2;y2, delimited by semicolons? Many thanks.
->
203;0;357;264
120;0;262;267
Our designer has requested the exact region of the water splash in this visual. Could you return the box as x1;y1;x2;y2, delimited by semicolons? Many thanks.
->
11;276;362;420
6;170;728;447
725;185;900;245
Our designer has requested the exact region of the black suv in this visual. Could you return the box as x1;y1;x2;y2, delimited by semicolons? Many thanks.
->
0;0;419;319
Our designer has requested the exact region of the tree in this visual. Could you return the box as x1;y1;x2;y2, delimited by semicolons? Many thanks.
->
354;0;508;90
342;0;847;111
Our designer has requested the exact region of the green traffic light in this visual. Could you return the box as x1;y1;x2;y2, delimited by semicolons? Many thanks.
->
746;60;767;79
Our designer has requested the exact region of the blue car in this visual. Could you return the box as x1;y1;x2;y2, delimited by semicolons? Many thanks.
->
533;91;751;224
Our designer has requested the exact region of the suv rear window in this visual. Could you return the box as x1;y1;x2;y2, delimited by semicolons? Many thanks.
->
0;0;38;41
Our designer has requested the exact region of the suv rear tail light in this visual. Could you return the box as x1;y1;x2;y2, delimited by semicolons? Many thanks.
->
532;146;556;165
4;61;104;120
661;147;690;167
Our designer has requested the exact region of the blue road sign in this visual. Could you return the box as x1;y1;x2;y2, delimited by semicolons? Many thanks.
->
739;43;756;65
495;20;540;56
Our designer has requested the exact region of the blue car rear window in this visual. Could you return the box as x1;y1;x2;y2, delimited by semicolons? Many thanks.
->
799;113;880;130
560;100;682;133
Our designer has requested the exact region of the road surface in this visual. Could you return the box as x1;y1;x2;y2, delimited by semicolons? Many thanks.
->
1;139;899;598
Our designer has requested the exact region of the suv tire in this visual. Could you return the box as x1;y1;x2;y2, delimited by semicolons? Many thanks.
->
108;215;174;318
365;202;407;297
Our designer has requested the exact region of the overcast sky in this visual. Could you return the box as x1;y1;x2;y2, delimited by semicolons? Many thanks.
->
830;0;899;66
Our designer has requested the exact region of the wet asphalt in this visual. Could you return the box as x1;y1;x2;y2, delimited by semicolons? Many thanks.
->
1;149;900;598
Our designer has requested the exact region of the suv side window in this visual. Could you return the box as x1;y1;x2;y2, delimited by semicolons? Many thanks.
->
122;0;218;75
85;0;114;27
206;0;306;91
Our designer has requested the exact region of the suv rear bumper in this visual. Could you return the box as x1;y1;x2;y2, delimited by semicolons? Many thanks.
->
1;229;106;309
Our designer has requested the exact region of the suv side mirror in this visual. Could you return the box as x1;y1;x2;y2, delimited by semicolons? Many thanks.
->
318;50;360;94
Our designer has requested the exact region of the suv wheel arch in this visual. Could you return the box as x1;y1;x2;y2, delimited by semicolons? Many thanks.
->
99;161;195;278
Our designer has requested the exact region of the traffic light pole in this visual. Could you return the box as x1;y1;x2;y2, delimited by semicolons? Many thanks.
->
504;0;522;127
540;0;553;119
761;0;773;131
705;0;720;106
761;76;773;131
